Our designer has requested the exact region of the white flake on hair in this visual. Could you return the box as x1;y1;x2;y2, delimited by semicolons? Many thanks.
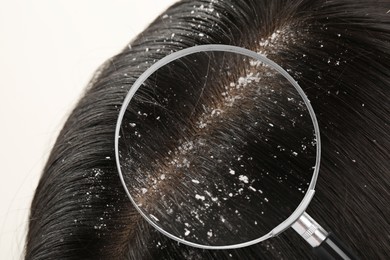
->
150;214;160;222
195;194;205;201
239;175;249;183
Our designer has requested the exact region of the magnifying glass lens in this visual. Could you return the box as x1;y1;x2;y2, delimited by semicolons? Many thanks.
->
116;49;318;247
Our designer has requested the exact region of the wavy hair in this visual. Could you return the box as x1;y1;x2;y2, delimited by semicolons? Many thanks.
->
26;0;390;259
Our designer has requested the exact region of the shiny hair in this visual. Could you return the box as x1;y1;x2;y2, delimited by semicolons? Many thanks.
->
26;0;390;259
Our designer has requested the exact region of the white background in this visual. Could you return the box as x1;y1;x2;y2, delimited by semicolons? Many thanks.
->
0;0;178;258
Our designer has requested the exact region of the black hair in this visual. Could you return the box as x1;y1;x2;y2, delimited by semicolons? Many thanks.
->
26;0;390;259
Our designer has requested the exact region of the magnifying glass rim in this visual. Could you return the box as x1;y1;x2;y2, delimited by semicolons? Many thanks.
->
115;44;321;250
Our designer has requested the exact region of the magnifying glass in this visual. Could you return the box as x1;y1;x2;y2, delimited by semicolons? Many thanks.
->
115;45;357;259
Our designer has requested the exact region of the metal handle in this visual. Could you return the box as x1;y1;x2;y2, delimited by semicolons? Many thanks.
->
292;212;359;260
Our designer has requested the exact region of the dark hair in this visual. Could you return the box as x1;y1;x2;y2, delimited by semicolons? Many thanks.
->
26;0;390;259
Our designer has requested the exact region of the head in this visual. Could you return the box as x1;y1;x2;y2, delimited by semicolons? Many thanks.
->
26;0;390;259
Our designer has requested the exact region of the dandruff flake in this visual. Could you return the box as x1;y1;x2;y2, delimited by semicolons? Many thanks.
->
195;194;205;201
239;175;249;183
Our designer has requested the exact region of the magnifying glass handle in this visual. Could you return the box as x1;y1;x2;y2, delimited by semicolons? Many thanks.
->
292;212;359;260
312;232;359;260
